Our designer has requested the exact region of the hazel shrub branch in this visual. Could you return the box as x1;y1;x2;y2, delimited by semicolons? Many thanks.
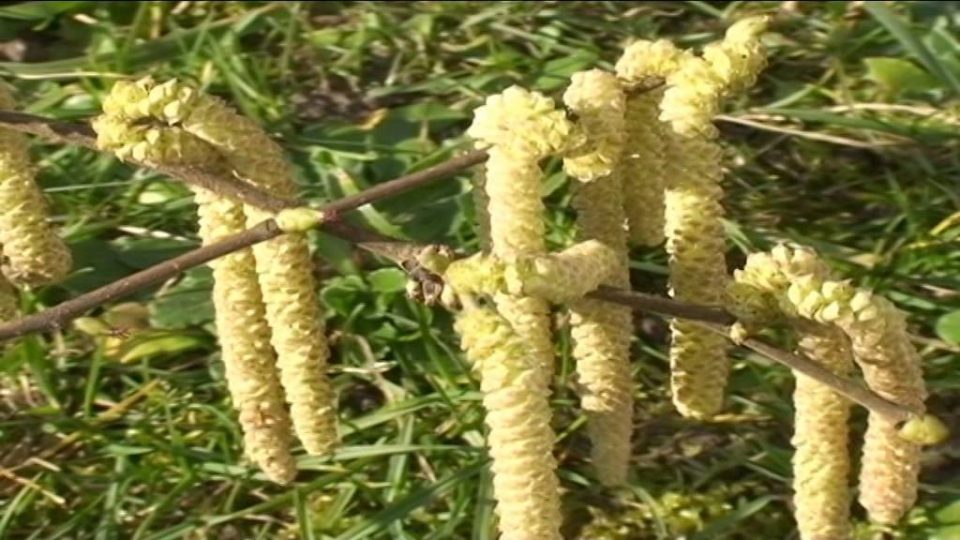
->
0;14;950;539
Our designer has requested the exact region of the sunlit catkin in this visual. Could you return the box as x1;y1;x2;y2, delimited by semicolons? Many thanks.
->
187;93;338;455
116;78;339;455
656;18;769;419
0;85;72;286
614;39;687;246
741;244;928;525
791;322;854;540
563;69;635;485
93;79;298;483
455;306;562;540
467;86;577;380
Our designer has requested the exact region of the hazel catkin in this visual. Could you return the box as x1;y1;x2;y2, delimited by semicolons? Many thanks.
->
101;77;339;455
94;79;298;483
0;272;17;321
563;69;636;486
0;85;72;286
614;39;687;247
467;86;576;380
455;306;562;540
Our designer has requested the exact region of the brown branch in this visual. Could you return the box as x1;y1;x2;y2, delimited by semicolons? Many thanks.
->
0;150;485;341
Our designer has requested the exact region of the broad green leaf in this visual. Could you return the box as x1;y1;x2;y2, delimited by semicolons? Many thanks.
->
117;333;207;363
367;268;408;294
864;57;938;97
150;267;215;329
935;310;960;344
935;499;960;524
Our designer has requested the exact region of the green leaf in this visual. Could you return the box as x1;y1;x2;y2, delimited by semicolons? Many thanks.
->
367;268;408;294
117;333;207;363
864;2;960;95
864;57;938;97
935;310;960;345
0;1;90;20
931;524;960;540
935;499;960;524
150;267;215;329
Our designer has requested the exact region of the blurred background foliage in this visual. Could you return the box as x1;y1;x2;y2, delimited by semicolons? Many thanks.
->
0;1;959;538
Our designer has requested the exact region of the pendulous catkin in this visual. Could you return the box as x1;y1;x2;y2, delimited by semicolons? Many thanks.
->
614;40;687;247
738;244;928;526
102;78;339;455
657;17;769;419
563;69;636;486
0;85;72;286
455;306;562;540
791;322;854;540
467;86;578;380
94;80;298;483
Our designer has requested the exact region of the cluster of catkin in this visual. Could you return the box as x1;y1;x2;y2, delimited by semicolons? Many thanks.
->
440;16;773;540
0;84;73;319
732;244;930;537
93;78;338;484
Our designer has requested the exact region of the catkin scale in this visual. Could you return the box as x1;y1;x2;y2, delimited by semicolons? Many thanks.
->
0;86;72;286
93;80;298;483
455;307;562;540
563;70;635;486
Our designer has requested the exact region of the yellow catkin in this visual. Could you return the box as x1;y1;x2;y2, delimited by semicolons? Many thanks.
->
662;134;730;418
740;245;928;525
0;271;17;320
655;18;769;419
93;80;298;483
182;92;339;455
0;85;72;286
791;322;854;540
455;307;562;540
563;69;635;485
467;86;576;380
615;40;687;246
105;78;339;455
660;16;769;139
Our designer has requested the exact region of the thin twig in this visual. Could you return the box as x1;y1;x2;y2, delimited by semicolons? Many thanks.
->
588;288;917;424
0;151;485;341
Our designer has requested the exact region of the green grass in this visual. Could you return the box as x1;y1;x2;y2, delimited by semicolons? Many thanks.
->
1;1;959;538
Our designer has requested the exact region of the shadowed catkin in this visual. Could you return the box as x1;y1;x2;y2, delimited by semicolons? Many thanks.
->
107;78;339;455
614;40;687;246
0;85;72;286
656;17;769;419
467;86;577;380
563;69;635;485
0;272;16;320
455;306;562;540
93;80;298;483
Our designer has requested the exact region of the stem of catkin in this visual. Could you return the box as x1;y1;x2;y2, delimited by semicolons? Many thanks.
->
0;85;72;286
563;70;635;486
